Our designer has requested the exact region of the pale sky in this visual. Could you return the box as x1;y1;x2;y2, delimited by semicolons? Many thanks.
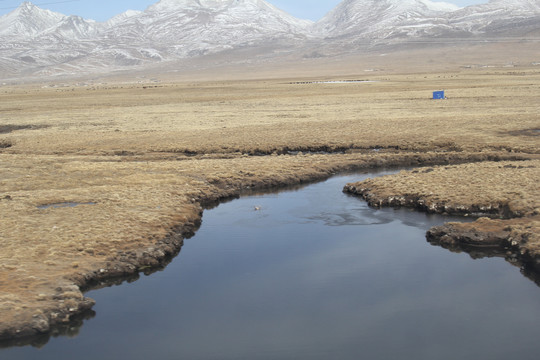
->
0;0;489;22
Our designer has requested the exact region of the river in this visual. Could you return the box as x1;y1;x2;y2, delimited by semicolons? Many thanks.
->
3;171;540;359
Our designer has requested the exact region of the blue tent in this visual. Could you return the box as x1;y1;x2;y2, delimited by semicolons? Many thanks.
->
433;90;445;99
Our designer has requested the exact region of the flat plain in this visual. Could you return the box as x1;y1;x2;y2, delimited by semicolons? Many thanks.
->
1;64;539;342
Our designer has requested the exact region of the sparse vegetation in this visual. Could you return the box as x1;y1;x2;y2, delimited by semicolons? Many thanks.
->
345;160;540;279
0;139;12;148
345;161;540;218
0;66;539;342
0;124;47;134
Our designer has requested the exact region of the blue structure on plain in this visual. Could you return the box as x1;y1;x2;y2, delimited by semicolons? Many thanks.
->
433;90;445;99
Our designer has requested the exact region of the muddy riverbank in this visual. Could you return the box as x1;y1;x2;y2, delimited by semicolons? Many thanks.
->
1;69;539;345
5;172;540;359
0;151;530;344
344;160;540;280
426;218;540;286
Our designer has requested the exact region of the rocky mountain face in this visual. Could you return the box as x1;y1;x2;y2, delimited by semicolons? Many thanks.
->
448;0;540;37
0;2;65;37
1;0;539;78
107;0;313;58
315;0;540;39
313;0;460;39
0;0;313;76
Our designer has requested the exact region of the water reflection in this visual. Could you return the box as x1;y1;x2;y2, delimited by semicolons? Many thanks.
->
428;233;540;287
306;208;395;226
0;310;95;350
3;172;540;359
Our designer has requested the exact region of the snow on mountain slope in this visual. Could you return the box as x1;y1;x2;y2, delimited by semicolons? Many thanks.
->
43;16;100;40
0;1;65;37
456;0;540;17
448;0;540;34
1;0;539;78
314;0;540;40
106;0;313;57
313;0;460;38
148;0;312;29
105;10;143;28
0;0;314;76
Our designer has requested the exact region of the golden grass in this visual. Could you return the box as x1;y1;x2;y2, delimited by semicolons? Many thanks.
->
2;69;539;156
348;160;540;217
345;160;540;263
1;66;539;339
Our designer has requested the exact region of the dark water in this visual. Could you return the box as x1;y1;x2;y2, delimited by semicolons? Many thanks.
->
3;172;540;360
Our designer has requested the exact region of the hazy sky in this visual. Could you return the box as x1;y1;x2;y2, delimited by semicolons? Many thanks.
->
0;0;489;22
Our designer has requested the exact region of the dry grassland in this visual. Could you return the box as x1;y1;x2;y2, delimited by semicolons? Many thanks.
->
346;161;540;217
345;160;539;250
0;67;539;342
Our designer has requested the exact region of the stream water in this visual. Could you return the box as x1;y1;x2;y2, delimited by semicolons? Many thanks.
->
3;172;540;359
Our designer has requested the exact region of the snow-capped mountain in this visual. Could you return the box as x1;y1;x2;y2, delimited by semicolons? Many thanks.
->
315;0;540;40
43;15;99;40
448;0;540;35
105;10;143;28
0;0;314;76
1;0;539;79
0;1;66;37
314;0;460;39
103;0;313;58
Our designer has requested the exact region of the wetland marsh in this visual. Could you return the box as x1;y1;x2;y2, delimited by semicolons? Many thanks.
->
3;173;540;359
0;67;539;344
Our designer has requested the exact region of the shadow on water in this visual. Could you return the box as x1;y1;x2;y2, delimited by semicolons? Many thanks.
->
0;235;197;349
0;311;96;350
2;170;341;350
427;235;540;287
0;250;190;350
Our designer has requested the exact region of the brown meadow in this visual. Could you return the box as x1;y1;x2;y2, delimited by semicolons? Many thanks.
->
1;66;539;341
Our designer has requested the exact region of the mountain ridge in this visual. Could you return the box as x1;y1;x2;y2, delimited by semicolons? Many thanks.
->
1;0;539;79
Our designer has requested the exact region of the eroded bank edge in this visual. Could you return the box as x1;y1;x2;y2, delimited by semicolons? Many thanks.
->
343;163;540;285
0;151;531;346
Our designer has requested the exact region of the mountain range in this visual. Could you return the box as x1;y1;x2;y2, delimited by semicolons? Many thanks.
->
316;0;540;39
1;0;539;79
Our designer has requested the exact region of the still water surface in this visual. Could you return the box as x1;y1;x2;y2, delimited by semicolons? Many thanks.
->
4;172;540;359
